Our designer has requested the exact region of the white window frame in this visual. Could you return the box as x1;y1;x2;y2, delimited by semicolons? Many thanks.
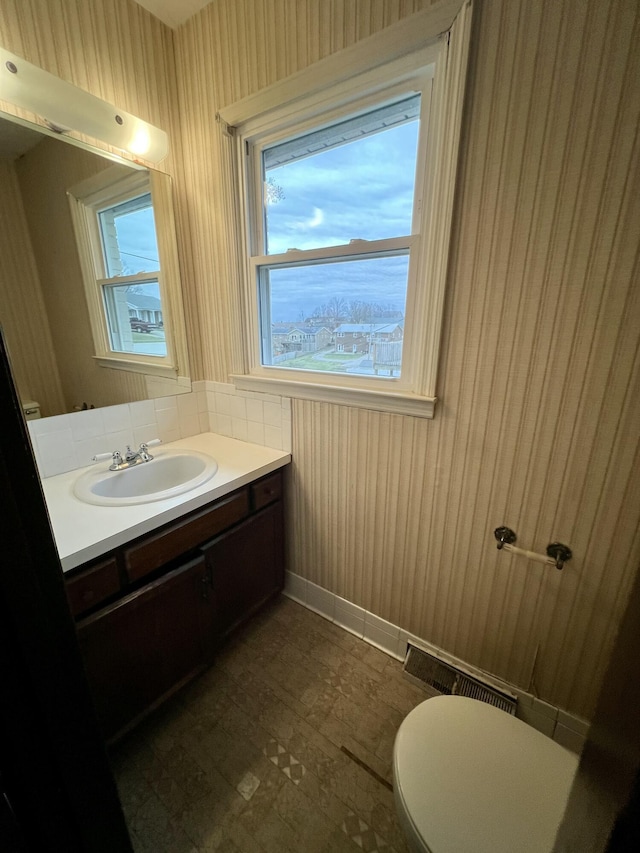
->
225;0;473;418
68;166;179;378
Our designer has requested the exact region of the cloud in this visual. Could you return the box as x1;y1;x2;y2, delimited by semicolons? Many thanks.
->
308;207;324;228
265;121;419;255
291;206;324;233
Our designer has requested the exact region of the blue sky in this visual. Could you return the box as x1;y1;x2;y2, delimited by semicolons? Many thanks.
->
111;205;159;276
264;120;419;321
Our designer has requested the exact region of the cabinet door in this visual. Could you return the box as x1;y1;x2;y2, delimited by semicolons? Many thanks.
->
77;555;210;740
202;502;284;641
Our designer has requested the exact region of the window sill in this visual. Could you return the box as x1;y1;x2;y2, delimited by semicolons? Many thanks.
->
230;374;436;418
94;356;178;379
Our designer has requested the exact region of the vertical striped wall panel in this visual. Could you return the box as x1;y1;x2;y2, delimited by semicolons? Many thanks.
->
0;159;65;415
175;0;640;719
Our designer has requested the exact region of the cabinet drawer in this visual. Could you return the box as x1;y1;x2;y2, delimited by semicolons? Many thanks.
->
251;471;282;511
124;489;249;583
66;558;120;617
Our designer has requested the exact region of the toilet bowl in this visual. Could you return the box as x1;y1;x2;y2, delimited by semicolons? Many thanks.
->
393;695;578;853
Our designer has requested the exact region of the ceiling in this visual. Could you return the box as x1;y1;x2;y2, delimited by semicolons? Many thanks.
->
0;116;43;160
133;0;211;29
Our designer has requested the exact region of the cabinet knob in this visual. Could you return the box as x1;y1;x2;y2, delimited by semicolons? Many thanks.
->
200;574;210;600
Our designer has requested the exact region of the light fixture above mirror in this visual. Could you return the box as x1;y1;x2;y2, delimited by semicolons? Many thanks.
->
0;47;168;162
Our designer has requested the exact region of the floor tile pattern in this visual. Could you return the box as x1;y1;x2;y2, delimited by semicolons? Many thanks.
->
110;596;428;852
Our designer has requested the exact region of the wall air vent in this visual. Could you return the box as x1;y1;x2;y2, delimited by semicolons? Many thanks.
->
402;644;517;715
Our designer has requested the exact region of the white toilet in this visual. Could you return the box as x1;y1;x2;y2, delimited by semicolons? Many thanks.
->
393;695;579;853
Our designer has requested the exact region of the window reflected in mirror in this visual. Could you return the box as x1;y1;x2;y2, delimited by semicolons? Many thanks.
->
0;110;190;420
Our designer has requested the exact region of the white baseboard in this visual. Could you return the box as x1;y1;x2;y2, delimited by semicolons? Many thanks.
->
282;570;589;753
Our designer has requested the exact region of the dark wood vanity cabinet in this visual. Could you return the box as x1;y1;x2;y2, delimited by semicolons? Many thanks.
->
77;556;211;738
67;469;286;740
202;500;283;641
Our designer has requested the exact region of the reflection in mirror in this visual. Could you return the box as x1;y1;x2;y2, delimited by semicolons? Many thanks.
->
0;111;190;421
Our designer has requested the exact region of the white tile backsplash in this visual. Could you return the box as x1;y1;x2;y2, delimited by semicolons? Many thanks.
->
39;452;78;479
133;424;160;447
154;395;177;412
215;392;232;415
246;398;264;423
202;381;292;452
178;412;201;439
247;420;265;445
130;399;156;427
36;428;74;460
264;425;282;450
177;392;198;418
263;401;282;427
101;404;131;435
196;391;208;413
205;390;216;413
216;413;232;436
29;382;292;479
70;408;104;442
230;395;247;419
156;407;179;437
29;412;72;436
231;417;248;441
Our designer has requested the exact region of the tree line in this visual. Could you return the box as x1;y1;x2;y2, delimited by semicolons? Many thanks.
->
308;297;402;326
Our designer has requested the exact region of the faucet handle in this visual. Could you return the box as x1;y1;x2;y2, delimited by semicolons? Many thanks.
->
140;438;162;449
138;438;161;462
92;450;122;463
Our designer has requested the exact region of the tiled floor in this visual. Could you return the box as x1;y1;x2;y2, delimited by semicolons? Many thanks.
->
110;595;429;852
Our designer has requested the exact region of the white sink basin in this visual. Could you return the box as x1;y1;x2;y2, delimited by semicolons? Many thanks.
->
74;449;218;506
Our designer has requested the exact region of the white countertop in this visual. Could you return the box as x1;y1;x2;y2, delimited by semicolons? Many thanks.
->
41;432;291;573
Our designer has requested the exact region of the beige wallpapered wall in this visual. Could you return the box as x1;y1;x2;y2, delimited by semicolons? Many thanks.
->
0;0;638;719
0;157;65;414
174;0;640;719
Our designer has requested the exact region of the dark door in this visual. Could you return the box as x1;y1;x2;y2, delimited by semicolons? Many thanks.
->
0;329;132;851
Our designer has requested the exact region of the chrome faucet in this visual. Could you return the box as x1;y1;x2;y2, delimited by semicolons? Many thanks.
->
92;439;161;471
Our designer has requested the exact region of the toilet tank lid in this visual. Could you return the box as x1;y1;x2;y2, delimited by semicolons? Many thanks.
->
393;696;578;853
22;400;40;409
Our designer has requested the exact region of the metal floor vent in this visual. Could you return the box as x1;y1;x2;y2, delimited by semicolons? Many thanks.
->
403;645;517;714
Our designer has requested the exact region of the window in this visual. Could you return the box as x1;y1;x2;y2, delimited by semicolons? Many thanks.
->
226;1;473;417
68;166;178;377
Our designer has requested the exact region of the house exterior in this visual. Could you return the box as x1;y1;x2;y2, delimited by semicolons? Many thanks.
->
127;292;163;327
334;323;403;354
271;324;332;354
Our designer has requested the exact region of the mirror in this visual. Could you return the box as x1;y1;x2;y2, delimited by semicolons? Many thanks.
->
0;110;190;420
